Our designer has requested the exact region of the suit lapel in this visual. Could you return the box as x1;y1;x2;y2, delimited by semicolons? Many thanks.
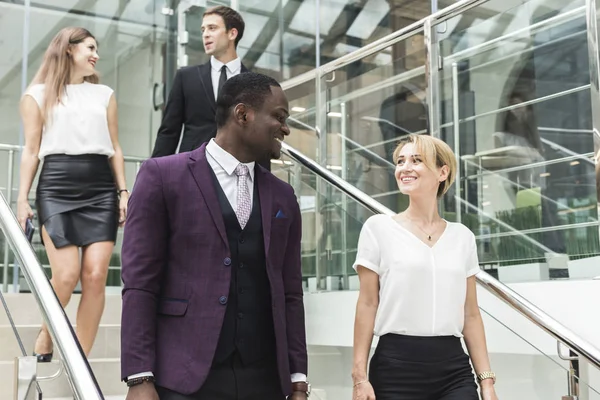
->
188;144;228;247
198;63;216;113
257;167;273;257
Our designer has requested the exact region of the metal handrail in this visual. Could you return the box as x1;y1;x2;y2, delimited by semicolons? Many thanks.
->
0;192;104;399
281;141;600;371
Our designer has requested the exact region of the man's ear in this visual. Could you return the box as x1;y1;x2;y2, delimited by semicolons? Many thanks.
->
228;28;238;43
234;103;254;124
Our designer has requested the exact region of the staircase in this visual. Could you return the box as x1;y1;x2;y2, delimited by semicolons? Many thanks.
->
0;292;125;399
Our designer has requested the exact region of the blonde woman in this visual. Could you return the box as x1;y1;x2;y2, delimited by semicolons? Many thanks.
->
16;27;128;361
352;135;498;400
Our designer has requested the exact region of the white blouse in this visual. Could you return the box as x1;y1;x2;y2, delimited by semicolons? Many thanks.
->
25;82;115;160
353;214;480;338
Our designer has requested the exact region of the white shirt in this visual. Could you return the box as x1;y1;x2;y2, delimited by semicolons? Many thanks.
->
353;214;480;338
25;82;115;160
210;56;242;100
129;140;307;383
206;138;255;210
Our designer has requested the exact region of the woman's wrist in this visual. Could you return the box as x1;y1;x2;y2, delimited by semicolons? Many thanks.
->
352;370;368;384
479;378;495;389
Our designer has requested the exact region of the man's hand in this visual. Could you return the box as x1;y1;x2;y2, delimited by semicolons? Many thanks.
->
125;382;159;400
289;391;308;400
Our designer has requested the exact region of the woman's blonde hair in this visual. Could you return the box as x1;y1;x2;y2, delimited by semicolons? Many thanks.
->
392;134;457;197
29;27;98;123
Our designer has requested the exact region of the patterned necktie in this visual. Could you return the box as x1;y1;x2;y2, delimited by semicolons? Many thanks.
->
217;65;227;99
234;164;251;229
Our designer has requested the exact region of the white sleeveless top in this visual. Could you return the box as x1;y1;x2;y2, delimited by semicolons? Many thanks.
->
25;82;115;160
352;214;480;338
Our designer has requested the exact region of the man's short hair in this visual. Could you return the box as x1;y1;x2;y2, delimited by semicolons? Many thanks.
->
203;6;245;47
216;72;281;128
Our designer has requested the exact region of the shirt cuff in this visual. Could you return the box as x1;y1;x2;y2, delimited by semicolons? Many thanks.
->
127;372;154;381
291;372;307;383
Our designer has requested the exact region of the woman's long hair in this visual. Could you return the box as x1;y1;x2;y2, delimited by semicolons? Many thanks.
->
29;27;98;123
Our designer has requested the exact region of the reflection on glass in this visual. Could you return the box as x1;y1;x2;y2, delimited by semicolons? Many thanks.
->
438;0;599;280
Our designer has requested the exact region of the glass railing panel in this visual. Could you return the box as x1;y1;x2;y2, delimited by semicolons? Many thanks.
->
0;230;44;399
434;0;600;279
285;77;320;161
318;30;426;213
271;153;376;289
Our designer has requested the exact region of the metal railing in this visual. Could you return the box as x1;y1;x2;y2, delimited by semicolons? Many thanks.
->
281;141;600;373
0;191;104;399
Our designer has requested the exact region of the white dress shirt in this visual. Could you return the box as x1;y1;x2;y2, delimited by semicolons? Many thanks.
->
128;140;306;384
210;56;242;100
205;139;255;209
353;215;480;338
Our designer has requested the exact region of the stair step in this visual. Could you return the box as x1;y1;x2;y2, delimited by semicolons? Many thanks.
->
0;324;121;361
0;358;126;399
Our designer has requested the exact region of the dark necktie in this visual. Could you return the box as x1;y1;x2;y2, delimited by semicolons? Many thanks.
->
217;65;227;99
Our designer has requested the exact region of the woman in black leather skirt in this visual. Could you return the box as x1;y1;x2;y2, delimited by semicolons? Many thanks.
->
16;27;129;361
352;135;498;400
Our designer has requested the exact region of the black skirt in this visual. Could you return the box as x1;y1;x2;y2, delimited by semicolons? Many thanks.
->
369;334;478;400
36;154;118;248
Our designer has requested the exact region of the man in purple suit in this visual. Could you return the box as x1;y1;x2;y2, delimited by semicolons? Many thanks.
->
120;72;309;400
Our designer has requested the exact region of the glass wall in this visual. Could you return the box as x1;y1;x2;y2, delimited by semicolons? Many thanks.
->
0;0;177;290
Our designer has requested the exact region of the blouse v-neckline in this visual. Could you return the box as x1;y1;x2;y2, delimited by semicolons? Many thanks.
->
389;215;449;249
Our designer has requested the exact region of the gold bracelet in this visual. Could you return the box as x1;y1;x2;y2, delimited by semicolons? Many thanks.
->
476;371;496;384
353;380;368;388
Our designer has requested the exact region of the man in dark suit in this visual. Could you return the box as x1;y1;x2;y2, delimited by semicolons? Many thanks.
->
151;6;255;161
121;72;309;400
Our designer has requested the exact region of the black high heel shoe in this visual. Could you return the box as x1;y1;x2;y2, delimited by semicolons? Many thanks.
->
33;351;53;363
33;330;53;363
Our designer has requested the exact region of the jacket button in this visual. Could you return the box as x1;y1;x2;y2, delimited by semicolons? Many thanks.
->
237;312;244;319
223;257;231;266
239;263;244;269
219;296;228;305
239;235;245;244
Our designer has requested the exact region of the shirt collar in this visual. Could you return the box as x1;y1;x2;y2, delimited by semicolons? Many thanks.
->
210;56;241;74
206;139;255;181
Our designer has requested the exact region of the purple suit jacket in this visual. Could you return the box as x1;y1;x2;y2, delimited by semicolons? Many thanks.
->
120;144;307;395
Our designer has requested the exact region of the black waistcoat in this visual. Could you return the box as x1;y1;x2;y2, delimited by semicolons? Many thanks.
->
210;170;277;365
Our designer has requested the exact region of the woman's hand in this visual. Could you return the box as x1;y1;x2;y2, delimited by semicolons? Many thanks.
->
17;200;34;231
353;380;375;400
480;381;498;400
119;192;129;227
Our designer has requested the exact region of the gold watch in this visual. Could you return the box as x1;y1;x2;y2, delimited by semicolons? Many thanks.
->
477;371;496;384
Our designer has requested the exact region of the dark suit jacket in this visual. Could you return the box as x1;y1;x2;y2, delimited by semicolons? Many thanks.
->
151;62;249;157
120;144;307;396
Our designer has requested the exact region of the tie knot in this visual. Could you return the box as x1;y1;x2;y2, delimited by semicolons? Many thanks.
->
235;164;249;177
221;65;227;73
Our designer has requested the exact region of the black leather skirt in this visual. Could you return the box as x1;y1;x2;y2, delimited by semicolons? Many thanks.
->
36;154;118;248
